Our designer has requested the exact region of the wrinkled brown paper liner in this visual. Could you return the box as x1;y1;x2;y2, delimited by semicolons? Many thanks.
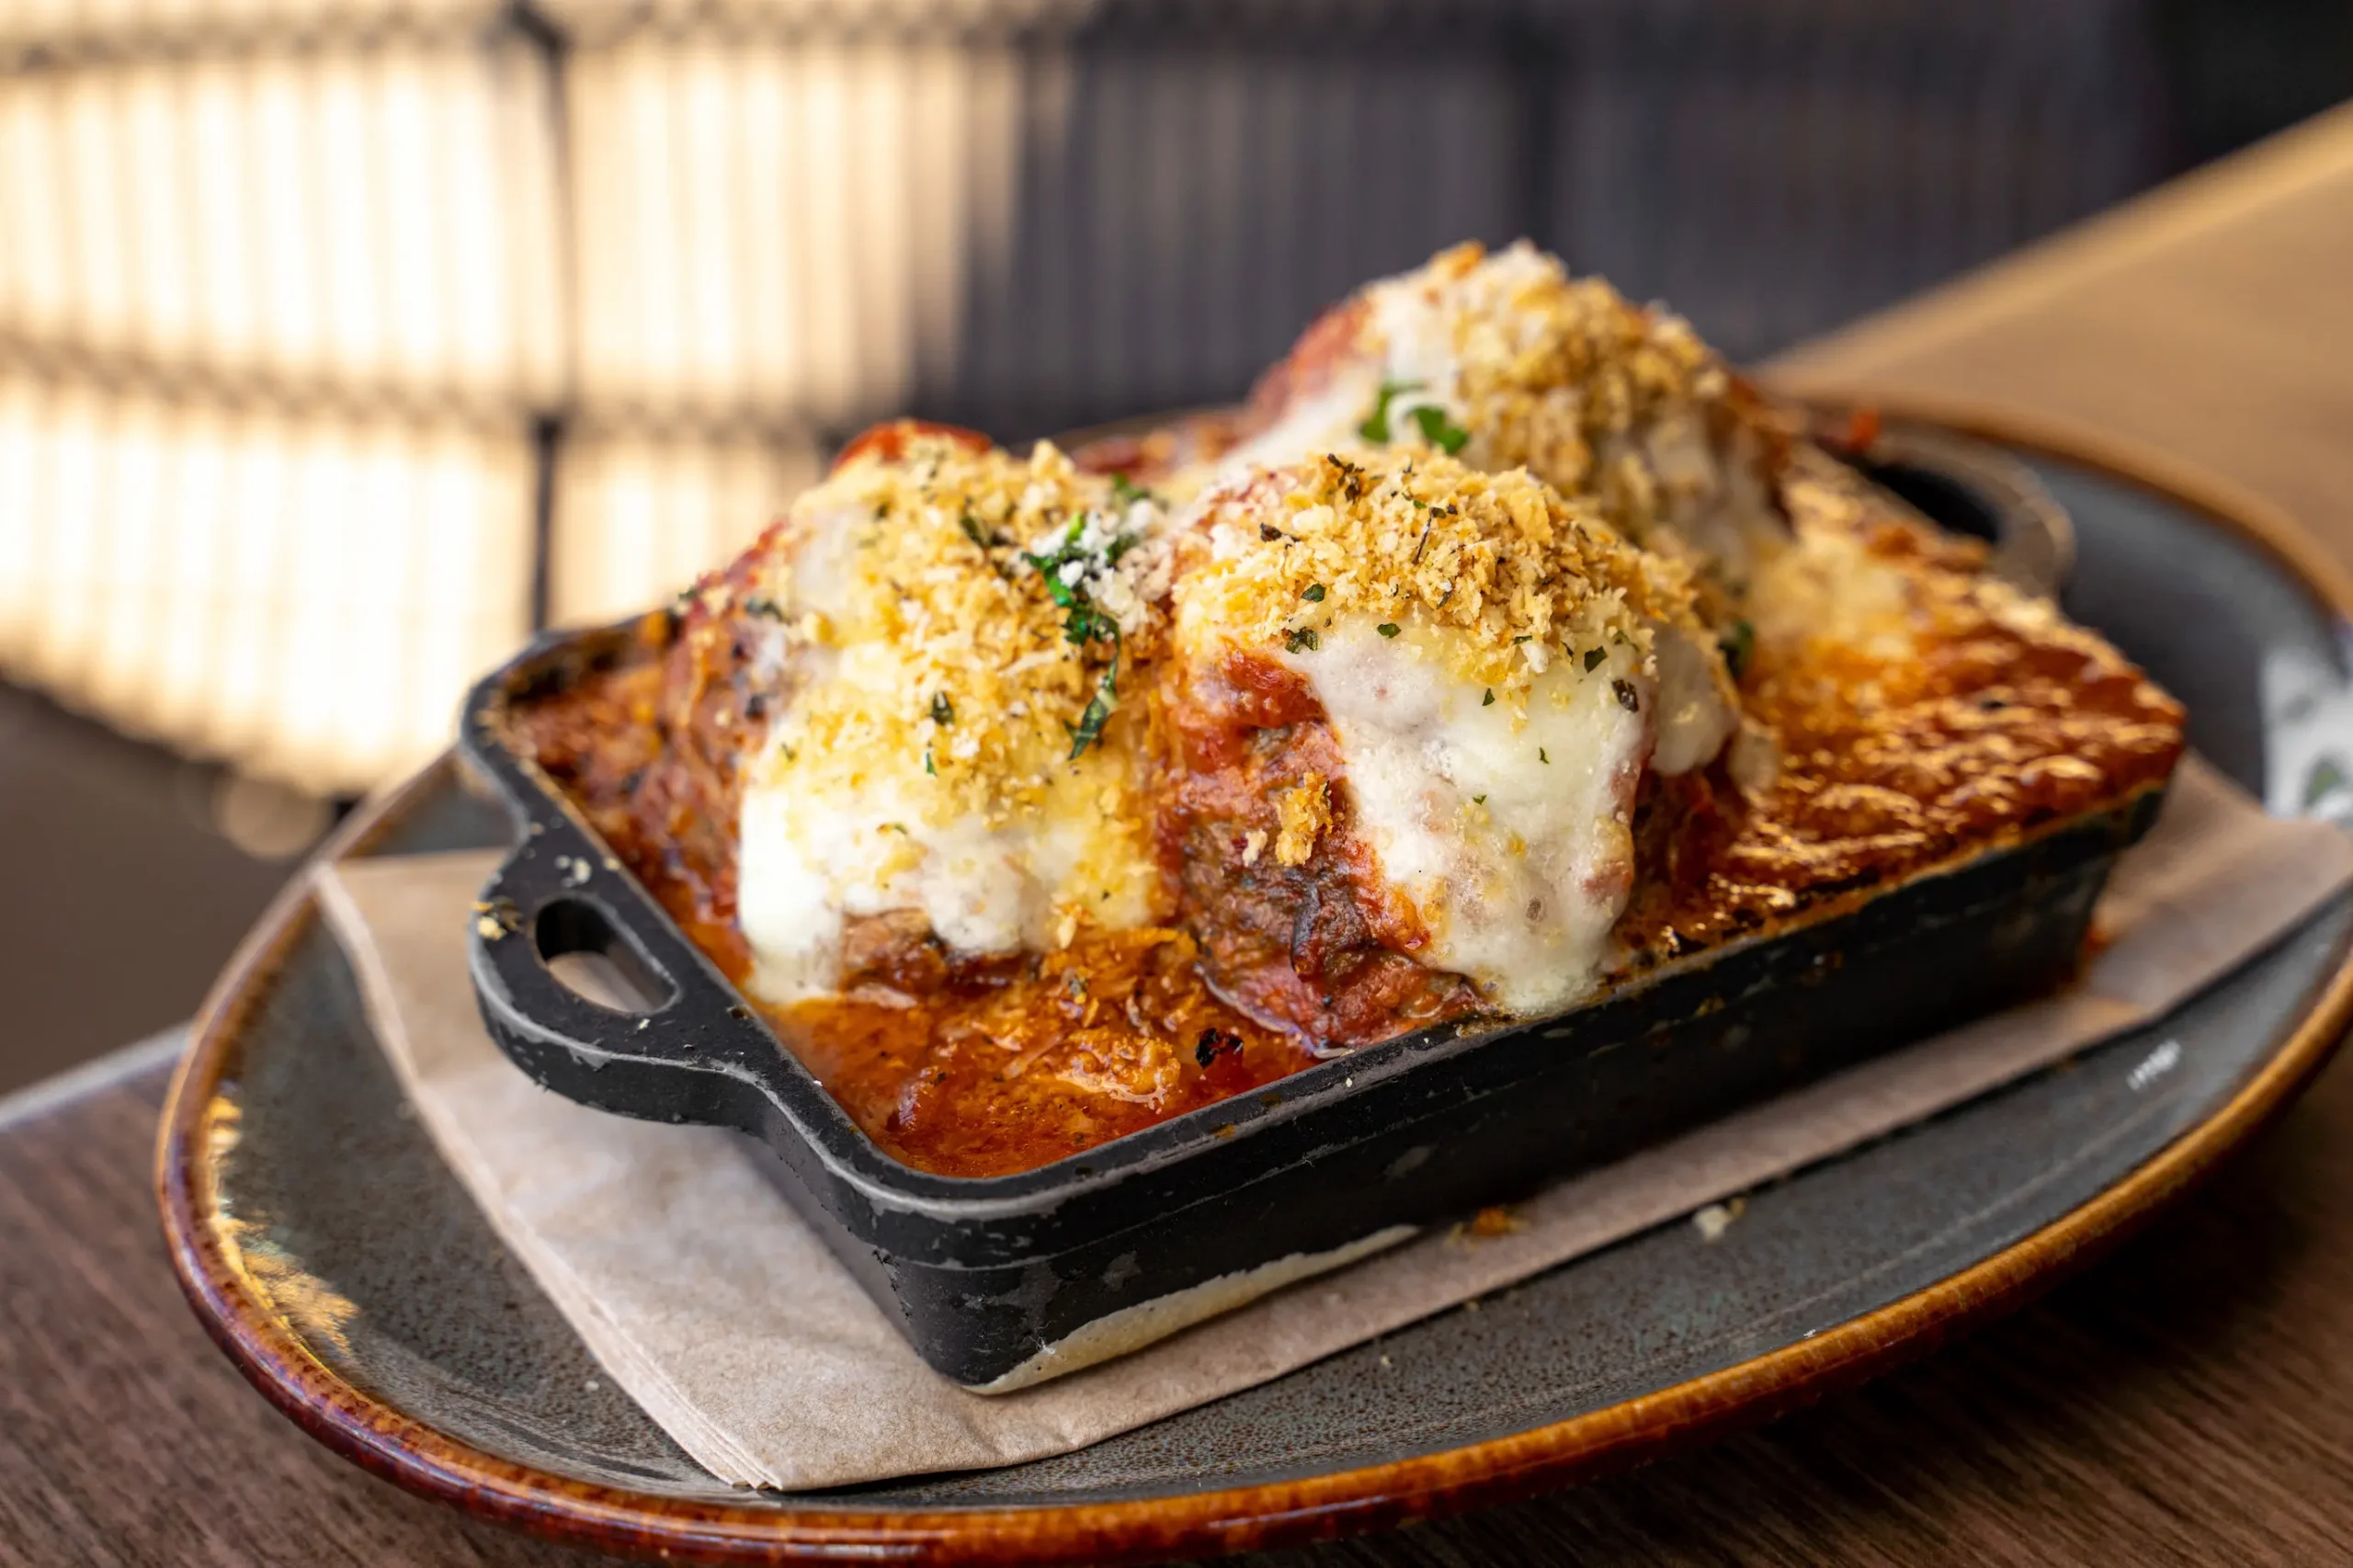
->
316;756;2351;1490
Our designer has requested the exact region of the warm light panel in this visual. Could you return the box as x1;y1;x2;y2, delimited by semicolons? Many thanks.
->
0;43;563;407
550;426;825;627
0;369;535;791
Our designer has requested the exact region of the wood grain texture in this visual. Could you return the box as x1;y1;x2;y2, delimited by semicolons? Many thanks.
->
13;1042;2353;1567
16;105;2353;1568
1770;101;2353;562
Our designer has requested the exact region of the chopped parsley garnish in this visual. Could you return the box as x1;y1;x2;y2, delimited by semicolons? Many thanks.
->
1322;453;1368;502
1472;793;1486;804
1720;618;1756;681
959;512;1004;551
1058;605;1123;761
1062;601;1120;647
1302;584;1326;602
1359;380;1471;454
1612;678;1640;712
1358;380;1419;443
1539;747;1550;764
1019;514;1136;760
1377;622;1401;639
923;749;936;777
1284;627;1321;653
1583;647;1607;673
1065;674;1116;760
743;594;784;620
1482;687;1495;707
1109;472;1155;508
1409;404;1471;455
1021;520;1088;606
930;692;954;726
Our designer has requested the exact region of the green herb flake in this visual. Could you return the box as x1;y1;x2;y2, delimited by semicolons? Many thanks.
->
1108;472;1155;509
1511;634;1531;646
1377;622;1401;639
930;692;954;726
1357;380;1424;444
1302;584;1327;602
923;749;936;777
1539;747;1550;765
1409;403;1471;455
1062;602;1120;649
1284;628;1321;654
1582;647;1606;674
1065;671;1118;760
1482;688;1495;707
1720;618;1756;682
743;594;784;620
1472;793;1486;804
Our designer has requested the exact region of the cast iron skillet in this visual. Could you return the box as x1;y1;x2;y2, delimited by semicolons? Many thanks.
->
460;423;2142;1390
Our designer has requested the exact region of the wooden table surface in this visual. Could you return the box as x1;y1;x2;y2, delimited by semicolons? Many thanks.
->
12;104;2353;1568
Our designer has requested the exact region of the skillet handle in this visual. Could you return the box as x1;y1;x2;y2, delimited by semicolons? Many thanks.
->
467;835;756;1130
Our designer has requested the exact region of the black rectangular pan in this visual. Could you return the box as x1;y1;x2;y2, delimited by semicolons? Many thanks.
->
459;436;2158;1391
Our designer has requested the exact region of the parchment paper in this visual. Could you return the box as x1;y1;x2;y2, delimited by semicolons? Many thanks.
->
315;756;2353;1490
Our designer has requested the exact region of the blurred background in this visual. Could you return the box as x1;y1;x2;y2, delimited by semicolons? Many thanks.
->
3;0;2349;1090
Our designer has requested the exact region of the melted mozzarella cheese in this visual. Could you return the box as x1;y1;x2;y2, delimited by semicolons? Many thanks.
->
738;749;1152;1003
1215;360;1384;483
733;491;1159;1005
1283;618;1652;1014
1650;623;1742;775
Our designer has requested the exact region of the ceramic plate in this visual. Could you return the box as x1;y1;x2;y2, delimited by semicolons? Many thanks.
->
159;409;2353;1565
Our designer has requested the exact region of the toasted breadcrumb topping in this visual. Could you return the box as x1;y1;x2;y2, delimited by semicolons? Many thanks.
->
751;435;1173;829
1362;241;1734;546
1273;773;1332;867
1179;449;1718;707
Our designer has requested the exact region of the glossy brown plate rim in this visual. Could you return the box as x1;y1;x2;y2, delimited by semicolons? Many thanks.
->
154;400;2353;1566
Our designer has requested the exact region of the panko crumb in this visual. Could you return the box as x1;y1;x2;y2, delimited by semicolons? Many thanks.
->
1273;773;1332;866
1692;1196;1747;1243
754;433;1173;830
1448;1204;1527;1244
1357;241;1739;546
1181;448;1718;706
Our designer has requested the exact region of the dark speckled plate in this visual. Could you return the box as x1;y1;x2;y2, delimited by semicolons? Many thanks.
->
160;409;2353;1566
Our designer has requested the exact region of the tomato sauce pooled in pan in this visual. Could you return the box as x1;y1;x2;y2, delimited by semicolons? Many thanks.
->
508;488;2179;1180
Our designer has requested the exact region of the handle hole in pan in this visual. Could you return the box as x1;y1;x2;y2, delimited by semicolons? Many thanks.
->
535;897;676;1015
1852;459;2000;543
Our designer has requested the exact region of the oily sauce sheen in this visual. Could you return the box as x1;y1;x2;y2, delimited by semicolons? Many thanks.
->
511;512;2181;1180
